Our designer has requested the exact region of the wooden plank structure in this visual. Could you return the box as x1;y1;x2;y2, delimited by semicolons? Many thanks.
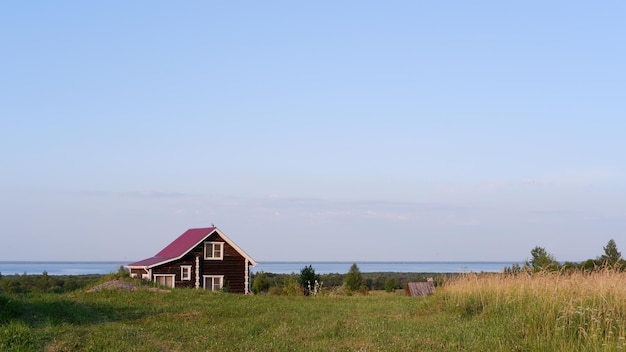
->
405;280;435;297
126;227;256;294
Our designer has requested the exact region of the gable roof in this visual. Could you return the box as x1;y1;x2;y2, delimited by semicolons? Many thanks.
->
155;227;215;258
127;227;257;269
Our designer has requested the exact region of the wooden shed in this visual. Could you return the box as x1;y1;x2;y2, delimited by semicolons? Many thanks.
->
126;227;256;294
405;280;435;297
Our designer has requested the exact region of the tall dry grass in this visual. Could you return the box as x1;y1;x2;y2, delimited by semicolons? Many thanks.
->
441;269;626;350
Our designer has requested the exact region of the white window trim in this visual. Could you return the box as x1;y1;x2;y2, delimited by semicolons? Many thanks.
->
181;265;192;281
204;241;224;260
203;275;224;291
153;274;176;288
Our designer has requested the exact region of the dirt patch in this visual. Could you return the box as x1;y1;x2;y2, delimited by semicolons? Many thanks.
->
86;280;138;292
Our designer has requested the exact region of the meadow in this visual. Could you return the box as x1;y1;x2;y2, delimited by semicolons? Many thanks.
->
2;270;626;351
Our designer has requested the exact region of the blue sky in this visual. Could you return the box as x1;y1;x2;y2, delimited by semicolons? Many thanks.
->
1;2;625;262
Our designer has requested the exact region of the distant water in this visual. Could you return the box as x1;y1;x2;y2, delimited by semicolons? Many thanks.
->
0;262;126;276
0;261;521;276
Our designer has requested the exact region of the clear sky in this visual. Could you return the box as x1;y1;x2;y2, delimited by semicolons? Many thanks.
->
1;2;625;263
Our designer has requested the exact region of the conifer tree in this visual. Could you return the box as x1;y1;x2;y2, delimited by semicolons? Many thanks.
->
600;239;622;266
299;265;320;295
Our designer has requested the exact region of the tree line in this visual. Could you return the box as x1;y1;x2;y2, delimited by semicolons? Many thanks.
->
251;263;441;296
0;266;129;294
505;239;625;274
254;239;626;295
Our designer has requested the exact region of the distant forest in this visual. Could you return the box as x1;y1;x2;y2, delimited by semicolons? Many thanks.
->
0;267;129;294
505;238;625;274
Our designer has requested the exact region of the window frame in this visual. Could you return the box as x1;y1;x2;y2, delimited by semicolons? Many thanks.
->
153;274;176;288
204;241;224;260
180;265;192;281
203;275;224;291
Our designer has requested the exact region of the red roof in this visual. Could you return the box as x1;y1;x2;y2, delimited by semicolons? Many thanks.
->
126;227;256;268
155;227;215;258
125;256;175;268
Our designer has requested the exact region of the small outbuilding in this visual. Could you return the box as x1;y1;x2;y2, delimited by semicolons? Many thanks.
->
405;280;435;297
126;226;256;294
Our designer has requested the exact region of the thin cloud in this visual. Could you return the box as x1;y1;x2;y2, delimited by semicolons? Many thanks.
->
63;189;196;199
169;194;468;225
242;195;470;224
521;169;616;188
125;190;192;198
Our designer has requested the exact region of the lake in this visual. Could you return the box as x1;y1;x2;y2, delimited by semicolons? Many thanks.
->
0;261;520;276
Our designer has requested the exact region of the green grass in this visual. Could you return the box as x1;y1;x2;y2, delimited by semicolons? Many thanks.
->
2;271;626;351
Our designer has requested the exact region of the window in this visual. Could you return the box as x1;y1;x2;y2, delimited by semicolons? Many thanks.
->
181;265;192;281
204;242;224;260
203;275;224;291
153;274;175;288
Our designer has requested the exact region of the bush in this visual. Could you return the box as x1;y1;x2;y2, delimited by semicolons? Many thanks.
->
384;278;397;293
282;275;303;296
299;265;320;296
344;263;365;293
252;271;270;294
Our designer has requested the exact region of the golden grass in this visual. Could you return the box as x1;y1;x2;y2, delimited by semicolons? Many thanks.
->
441;270;626;350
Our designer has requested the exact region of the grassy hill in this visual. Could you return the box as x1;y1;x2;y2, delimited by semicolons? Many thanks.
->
2;270;626;351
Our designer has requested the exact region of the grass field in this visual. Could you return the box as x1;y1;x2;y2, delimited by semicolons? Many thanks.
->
2;270;626;351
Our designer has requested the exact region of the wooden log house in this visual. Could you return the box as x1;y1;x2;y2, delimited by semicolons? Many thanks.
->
126;227;256;294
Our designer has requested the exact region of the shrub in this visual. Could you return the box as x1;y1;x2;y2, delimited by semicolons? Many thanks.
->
344;263;364;293
282;275;303;296
384;278;397;293
252;271;270;294
299;265;320;296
